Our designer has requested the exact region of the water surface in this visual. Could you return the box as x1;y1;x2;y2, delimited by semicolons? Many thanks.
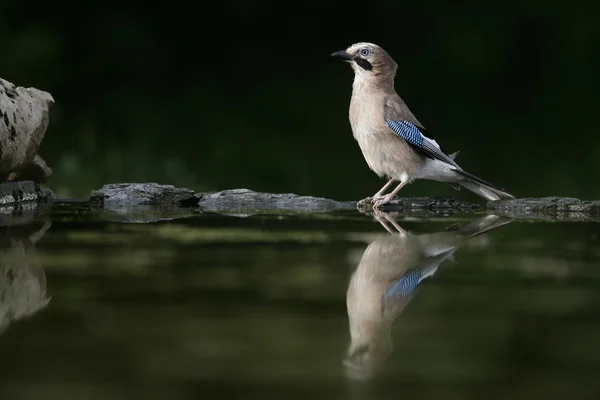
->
1;207;600;399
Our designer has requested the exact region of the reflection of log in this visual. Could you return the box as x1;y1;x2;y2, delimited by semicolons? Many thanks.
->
88;183;600;222
0;77;53;183
0;220;51;335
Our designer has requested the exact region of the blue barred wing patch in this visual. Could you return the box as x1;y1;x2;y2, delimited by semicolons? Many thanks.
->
386;120;425;148
385;119;460;168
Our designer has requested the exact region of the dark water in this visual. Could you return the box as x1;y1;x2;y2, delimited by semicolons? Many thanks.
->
1;206;600;399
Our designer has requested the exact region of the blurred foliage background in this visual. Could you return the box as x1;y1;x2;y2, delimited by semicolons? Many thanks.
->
0;1;599;199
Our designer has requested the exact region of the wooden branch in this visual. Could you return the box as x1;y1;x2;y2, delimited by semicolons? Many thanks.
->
86;183;600;222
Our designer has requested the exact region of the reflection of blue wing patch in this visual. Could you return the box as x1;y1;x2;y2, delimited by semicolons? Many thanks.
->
383;268;425;299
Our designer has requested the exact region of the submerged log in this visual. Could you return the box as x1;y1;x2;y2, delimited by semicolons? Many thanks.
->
357;196;481;215
0;181;54;226
487;197;600;220
360;196;600;221
87;183;600;222
89;183;197;208
196;188;356;213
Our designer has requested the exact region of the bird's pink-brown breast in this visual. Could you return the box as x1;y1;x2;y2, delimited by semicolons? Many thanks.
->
349;90;425;179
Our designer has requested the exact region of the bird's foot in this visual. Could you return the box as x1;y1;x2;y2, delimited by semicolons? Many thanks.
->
357;195;384;209
372;194;395;211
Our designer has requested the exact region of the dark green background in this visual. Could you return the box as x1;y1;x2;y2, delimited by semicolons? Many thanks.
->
1;1;598;199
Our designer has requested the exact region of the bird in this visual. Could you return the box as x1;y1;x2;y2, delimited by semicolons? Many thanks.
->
331;42;515;209
343;213;512;380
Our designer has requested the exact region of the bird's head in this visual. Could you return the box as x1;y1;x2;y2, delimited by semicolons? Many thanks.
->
331;42;397;83
343;337;394;381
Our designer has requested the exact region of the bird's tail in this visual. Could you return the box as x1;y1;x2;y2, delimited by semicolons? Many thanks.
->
454;169;515;201
454;214;513;239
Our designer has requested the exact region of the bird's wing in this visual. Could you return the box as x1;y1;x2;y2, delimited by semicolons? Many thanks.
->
386;119;461;168
383;95;460;168
385;119;460;168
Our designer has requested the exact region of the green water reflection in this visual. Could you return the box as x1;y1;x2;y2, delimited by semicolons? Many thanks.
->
0;209;599;399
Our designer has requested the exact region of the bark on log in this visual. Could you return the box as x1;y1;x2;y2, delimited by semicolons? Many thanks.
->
0;181;54;205
0;77;53;183
0;181;54;226
486;197;600;220
196;188;356;213
89;183;197;208
87;183;600;222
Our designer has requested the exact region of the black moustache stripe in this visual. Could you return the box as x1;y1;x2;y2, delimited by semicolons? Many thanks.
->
354;57;373;71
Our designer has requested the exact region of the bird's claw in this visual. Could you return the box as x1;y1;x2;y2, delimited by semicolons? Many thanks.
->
358;194;396;211
357;196;383;210
357;197;373;207
372;196;392;210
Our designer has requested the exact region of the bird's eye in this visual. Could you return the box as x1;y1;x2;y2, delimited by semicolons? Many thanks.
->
360;48;370;57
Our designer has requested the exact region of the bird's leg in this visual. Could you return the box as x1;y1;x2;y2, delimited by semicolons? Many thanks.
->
373;210;406;235
373;179;395;198
373;180;408;210
358;179;395;207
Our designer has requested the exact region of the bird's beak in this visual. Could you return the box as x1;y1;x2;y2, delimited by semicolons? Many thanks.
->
331;50;353;61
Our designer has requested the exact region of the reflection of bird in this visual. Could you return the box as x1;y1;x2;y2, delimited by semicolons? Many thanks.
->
343;214;511;380
331;42;514;209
